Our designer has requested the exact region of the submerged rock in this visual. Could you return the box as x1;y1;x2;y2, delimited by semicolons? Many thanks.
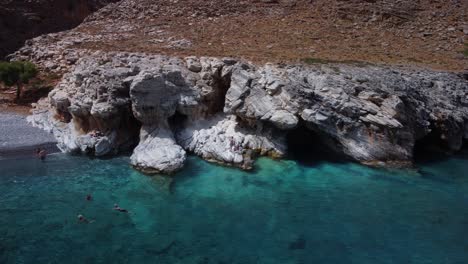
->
28;52;468;173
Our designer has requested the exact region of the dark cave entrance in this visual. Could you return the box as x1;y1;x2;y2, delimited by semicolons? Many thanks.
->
286;122;347;166
118;110;142;154
208;72;232;115
413;126;463;163
168;111;188;132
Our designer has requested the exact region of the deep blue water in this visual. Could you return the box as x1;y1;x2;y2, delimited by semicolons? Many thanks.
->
0;153;468;264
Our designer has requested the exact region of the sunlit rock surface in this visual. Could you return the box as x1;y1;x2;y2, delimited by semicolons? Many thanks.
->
28;52;468;173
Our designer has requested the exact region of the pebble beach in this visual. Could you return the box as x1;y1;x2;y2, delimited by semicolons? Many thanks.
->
0;111;57;159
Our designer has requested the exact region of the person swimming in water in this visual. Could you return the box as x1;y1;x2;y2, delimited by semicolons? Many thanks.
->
77;214;95;223
38;148;47;161
86;194;92;201
113;204;128;213
77;214;89;223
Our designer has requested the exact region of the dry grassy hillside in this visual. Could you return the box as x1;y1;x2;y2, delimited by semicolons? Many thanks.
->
65;0;468;71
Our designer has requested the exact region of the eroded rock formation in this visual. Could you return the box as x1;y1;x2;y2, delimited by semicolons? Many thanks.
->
28;52;468;174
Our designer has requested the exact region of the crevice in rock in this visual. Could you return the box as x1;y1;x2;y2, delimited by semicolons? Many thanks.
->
54;110;72;123
286;121;347;166
168;110;188;132
117;110;141;153
72;115;91;134
413;125;454;163
207;70;231;114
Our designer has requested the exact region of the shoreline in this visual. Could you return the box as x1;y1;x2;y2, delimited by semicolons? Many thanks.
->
0;111;58;159
0;100;32;116
0;142;59;160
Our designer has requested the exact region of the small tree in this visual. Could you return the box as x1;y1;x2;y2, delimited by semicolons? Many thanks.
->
0;61;38;101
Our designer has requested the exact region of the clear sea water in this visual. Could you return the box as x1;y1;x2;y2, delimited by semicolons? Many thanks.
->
1;152;468;264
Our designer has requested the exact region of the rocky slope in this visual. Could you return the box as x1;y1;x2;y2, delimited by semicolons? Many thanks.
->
27;52;468;174
12;0;468;72
0;0;118;59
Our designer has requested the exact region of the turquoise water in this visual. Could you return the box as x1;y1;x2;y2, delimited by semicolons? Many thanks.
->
1;153;468;264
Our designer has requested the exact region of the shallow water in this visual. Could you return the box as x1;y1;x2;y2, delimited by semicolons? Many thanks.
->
0;153;467;264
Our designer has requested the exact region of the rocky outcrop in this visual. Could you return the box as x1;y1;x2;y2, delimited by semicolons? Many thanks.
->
177;115;285;170
227;63;468;166
28;52;468;174
28;53;286;173
0;0;118;59
131;126;186;174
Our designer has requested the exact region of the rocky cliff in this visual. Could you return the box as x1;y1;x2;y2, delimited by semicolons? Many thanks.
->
7;0;468;174
27;52;468;174
0;0;118;59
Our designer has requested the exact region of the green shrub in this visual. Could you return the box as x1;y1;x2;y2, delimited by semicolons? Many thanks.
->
0;61;38;101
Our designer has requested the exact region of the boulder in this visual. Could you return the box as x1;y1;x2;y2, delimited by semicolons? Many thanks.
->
269;110;299;130
131;126;186;174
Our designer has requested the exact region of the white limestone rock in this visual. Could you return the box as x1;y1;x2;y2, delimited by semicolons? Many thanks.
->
177;115;286;169
131;126;186;174
269;110;299;130
28;52;468;172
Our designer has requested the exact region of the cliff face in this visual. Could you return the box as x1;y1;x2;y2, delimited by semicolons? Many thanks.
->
10;0;468;174
27;53;468;174
0;0;118;59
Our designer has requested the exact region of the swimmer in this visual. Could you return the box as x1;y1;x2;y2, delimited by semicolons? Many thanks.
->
113;204;128;213
77;214;94;223
38;149;47;161
77;214;89;223
86;194;92;201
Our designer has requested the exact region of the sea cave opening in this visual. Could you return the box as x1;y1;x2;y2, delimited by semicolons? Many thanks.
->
413;126;466;163
119;111;142;153
286;122;347;166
